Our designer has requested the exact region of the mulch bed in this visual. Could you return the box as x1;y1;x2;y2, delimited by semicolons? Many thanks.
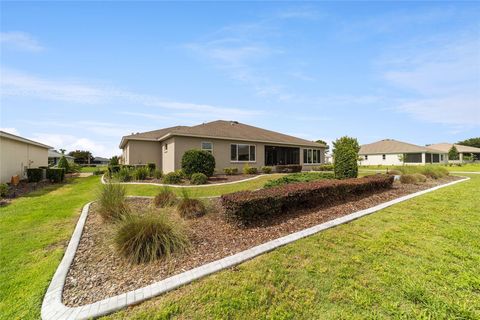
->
62;176;460;306
0;180;61;206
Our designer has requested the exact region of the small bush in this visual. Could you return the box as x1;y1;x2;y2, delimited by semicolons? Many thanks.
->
222;175;394;225
0;183;8;198
98;183;130;221
116;167;132;182
224;167;238;175
154;188;177;207
110;156;119;166
46;168;65;182
108;165;121;174
162;171;183;184
243;164;258;174
27;168;43;182
115;213;190;264
181;149;216;177
275;164;302;173
153;169;163;179
261;166;273;174
93;168;105;176
147;163;156;174
264;172;335;188
132;166;149;181
387;169;402;175
413;173;427;183
312;164;334;171
177;190;207;219
190;172;208;185
69;162;82;173
400;173;427;184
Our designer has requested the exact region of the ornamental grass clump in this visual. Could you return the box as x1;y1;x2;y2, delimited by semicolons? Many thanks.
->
400;173;427;184
154;187;177;208
98;183;130;221
132;166;149;181
115;212;190;264
190;172;208;185
177;189;206;219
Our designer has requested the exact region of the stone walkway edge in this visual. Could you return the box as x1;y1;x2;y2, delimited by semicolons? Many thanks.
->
41;176;470;320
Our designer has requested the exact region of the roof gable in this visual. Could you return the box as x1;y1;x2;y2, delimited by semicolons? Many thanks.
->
359;139;445;154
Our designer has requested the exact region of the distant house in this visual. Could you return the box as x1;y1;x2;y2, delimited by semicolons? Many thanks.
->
120;120;326;173
48;149;75;165
0;131;51;183
428;143;480;163
93;157;110;165
359;139;448;166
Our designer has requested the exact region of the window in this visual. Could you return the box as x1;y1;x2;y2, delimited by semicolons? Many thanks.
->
164;143;168;152
382;154;386;160
365;155;368;160
230;144;256;162
303;149;322;164
201;142;213;154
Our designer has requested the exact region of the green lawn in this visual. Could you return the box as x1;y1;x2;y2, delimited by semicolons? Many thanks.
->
124;174;285;197
1;174;479;319
360;163;480;172
80;165;107;173
103;174;480;319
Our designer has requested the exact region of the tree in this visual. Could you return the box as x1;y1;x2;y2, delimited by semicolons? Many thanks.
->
457;137;480;149
110;156;119;166
333;136;360;179
448;145;459;160
57;156;70;173
59;148;66;155
68;150;93;164
316;139;330;153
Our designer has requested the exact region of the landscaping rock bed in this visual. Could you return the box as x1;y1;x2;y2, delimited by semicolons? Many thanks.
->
62;176;459;306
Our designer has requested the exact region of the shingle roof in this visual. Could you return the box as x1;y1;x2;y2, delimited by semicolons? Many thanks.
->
427;143;480;153
120;120;324;148
359;139;445;155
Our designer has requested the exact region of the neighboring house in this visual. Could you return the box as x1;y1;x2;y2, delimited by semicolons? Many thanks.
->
359;139;448;166
427;143;480;163
120;120;326;173
93;157;110;165
48;149;75;165
0;131;52;183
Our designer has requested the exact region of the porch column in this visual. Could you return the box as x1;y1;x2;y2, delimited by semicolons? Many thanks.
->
421;153;426;164
459;153;463;163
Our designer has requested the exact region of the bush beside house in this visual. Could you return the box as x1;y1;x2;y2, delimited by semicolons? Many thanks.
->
333;136;360;179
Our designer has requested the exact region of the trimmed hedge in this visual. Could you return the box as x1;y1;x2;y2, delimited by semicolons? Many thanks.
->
181;149;216;177
312;164;334;171
261;166;273;174
275;164;302;173
27;168;43;182
46;168;65;182
221;174;394;225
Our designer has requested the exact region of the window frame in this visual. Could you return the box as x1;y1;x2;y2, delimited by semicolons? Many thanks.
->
382;154;386;160
364;155;368;160
230;143;256;163
303;148;322;164
201;141;213;154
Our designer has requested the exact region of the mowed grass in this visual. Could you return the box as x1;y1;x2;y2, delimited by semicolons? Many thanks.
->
102;174;480;320
123;174;285;197
0;176;99;320
80;165;107;173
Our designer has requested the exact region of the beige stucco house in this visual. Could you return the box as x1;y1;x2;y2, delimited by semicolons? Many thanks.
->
0;131;51;183
120;120;326;173
359;139;448;166
428;143;480;163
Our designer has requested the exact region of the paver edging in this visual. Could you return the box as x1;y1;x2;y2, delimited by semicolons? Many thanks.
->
42;176;470;320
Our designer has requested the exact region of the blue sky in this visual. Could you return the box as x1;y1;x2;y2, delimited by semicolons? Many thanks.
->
1;2;479;157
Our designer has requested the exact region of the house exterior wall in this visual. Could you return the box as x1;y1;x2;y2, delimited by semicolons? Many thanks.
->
122;140;162;168
0;136;48;183
359;152;448;166
161;137;176;173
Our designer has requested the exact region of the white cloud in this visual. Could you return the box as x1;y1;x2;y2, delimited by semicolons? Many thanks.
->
0;31;44;52
0;68;262;118
0;127;20;135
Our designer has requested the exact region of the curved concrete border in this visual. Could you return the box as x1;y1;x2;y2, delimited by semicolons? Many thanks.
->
101;173;273;188
42;176;470;320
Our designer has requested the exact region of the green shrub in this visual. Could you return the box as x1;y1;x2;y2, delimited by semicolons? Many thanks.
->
46;168;65;182
147;163;156;174
0;183;8;198
400;173;427;184
177;190;207;219
243;164;258;174
448;146;459;160
413;173;427;183
93;168;105;176
98;183;130;221
275;164;302;173
27;168;43;182
264;172;335;188
394;165;449;179
312;164;334;171
115;167;132;182
181;149;216;177
333;136;360;179
261;166;273;174
69;162;82;173
108;165;121;175
154;188;177;208
190;172;208;185
57;156;70;173
223;167;238;175
110;156;119;166
222;175;394;225
115;213;190;264
387;169;402;175
162;171;182;184
132;166;149;181
153;169;163;179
